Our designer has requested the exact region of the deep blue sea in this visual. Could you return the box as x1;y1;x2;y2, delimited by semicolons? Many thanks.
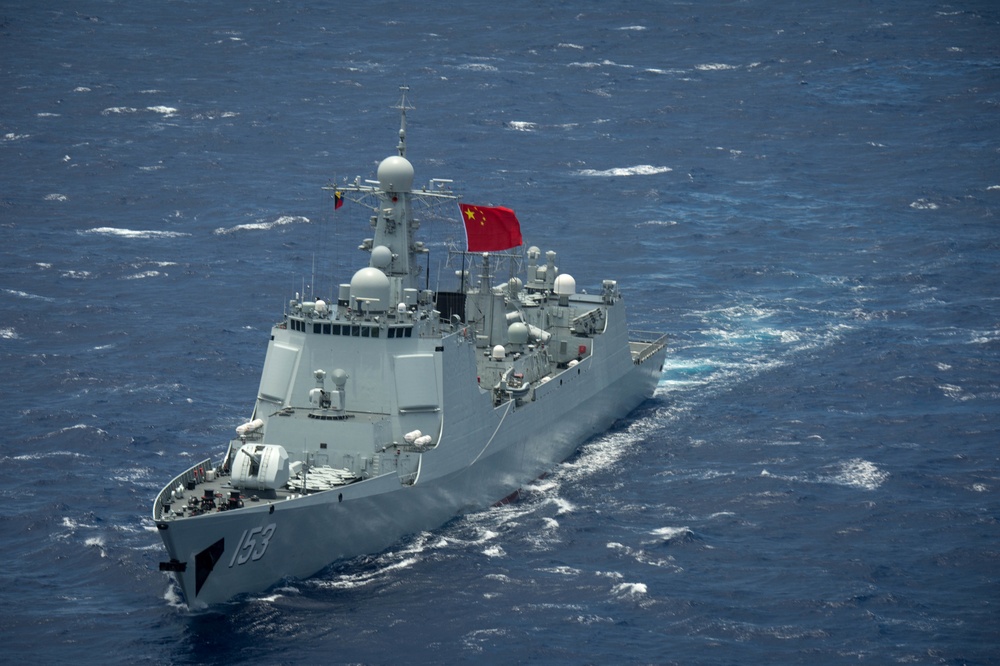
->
2;1;999;663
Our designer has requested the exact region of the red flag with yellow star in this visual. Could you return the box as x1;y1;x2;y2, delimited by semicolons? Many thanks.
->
459;203;523;252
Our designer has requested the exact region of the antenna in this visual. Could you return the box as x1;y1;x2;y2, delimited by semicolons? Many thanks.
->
394;85;414;157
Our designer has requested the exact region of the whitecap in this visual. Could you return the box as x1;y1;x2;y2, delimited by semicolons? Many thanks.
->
11;450;88;461
987;185;1000;191
124;270;164;280
74;86;91;92
85;536;107;557
909;198;939;210
82;227;190;239
4;288;56;302
213;215;309;235
548;496;576;515
3;132;29;141
648;526;692;542
695;63;740;71
938;383;974;401
37;112;60;117
457;63;498;72
577;165;672;177
0;328;18;339
612;582;647;597
44;193;68;201
825;458;888;491
483;545;505;558
557;43;584;50
312;555;421;590
146;106;178;117
507;121;536;132
617;26;647;31
102;107;139;115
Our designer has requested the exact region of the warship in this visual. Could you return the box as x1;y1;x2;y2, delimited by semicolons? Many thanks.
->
154;89;667;607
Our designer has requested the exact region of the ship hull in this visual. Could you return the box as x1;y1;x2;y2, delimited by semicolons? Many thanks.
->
157;350;663;607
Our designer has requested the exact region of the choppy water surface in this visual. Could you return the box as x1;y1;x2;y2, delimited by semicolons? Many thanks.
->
1;1;998;663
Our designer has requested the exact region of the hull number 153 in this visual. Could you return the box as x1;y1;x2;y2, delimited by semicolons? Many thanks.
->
228;523;276;567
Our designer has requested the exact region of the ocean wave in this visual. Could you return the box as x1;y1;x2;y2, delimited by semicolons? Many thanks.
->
456;62;498;72
695;63;741;71
612;582;648;598
146;106;178;117
825;459;888;491
4;288;56;302
123;270;165;280
311;554;422;591
577;165;672;177
506;121;536;132
82;227;190;239
609;540;680;570
101;105;178;117
568;59;633;69
538;565;581;577
647;526;694;544
0;327;18;339
85;536;107;558
762;458;889;491
44;193;68;201
938;383;975;401
213;215;309;234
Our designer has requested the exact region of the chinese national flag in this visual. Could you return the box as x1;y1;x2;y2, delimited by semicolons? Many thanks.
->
459;203;523;252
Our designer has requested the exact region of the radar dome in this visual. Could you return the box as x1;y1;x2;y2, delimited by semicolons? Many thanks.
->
508;322;529;345
377;155;414;193
554;273;576;296
370;245;392;269
350;266;391;311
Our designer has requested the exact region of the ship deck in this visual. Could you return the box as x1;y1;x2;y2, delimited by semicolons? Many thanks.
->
153;458;358;523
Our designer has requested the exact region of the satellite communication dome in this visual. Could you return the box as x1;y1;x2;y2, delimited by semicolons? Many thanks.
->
377;155;414;193
350;266;391;311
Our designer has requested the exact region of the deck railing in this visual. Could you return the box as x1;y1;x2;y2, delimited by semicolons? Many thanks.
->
629;332;669;365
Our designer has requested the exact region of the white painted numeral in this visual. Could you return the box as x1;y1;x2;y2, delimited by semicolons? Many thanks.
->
228;523;277;567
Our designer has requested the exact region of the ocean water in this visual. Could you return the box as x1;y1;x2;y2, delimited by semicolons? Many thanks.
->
2;1;999;663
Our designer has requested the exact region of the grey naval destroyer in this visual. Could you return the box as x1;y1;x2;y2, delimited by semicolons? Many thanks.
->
154;90;667;607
